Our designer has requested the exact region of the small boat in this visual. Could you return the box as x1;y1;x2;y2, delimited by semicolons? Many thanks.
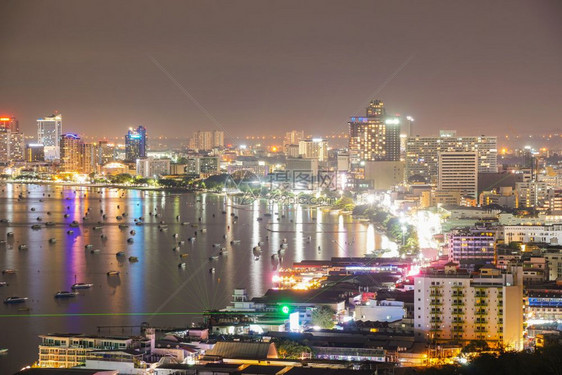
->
172;246;180;252
67;230;74;234
70;221;79;227
116;251;126;257
230;240;241;245
209;256;219;261
180;253;188;258
2;269;16;274
181;222;189;225
93;226;102;230
209;267;216;273
107;271;120;276
220;250;228;255
173;233;179;238
31;224;41;230
85;244;93;249
130;230;136;235
201;228;207;233
48;238;57;244
116;216;122;220
63;214;69;218
71;283;93;290
18;244;28;250
128;256;138;262
45;222;55;227
188;237;196;242
4;296;27;304
127;238;134;243
178;262;187;268
118;224;128;229
6;232;13;237
55;291;77;298
90;249;101;254
0;281;8;287
0;348;8;354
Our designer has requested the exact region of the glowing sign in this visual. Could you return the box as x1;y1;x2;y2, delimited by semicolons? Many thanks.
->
0;117;11;121
281;305;290;314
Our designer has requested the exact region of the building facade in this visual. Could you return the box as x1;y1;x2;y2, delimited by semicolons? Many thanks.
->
125;126;147;162
406;132;497;183
438;152;478;199
37;114;63;160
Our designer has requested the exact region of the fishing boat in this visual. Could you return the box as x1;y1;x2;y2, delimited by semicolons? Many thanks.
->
106;271;120;276
70;221;79;227
85;244;93;249
4;296;28;304
31;224;41;230
48;238;57;244
118;224;128;229
128;256;138;262
230;240;241;245
209;267;216;273
90;249;101;254
18;244;28;250
0;348;7;354
209;255;219;261
127;238;134;243
181;222;189;225
71;283;93;290
2;269;16;274
116;251;125;257
220;249;228;255
0;281;8;287
55;291;77;298
180;253;188;258
178;262;187;268
93;226;102;230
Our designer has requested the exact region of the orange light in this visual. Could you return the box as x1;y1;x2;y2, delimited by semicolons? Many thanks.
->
0;117;11;121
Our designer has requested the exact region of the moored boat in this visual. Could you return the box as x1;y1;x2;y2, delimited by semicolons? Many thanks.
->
55;291;77;298
71;283;93;290
106;271;120;276
4;296;27;304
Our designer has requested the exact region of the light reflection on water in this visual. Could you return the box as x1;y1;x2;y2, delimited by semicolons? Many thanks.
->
0;184;388;373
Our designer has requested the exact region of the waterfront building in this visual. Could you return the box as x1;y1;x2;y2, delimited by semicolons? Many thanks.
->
97;140;116;165
37;114;63;160
136;157;171;178
25;143;45;162
406;132;497;183
0;128;24;163
125;126;147;162
184;156;220;177
438;151;478;199
60;133;83;172
413;265;523;350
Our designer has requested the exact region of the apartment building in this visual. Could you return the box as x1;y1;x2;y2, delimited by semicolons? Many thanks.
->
414;265;523;350
503;224;562;245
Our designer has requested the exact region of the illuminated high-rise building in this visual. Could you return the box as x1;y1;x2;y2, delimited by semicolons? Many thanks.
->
82;143;98;174
0;116;24;163
0;116;19;132
37;114;63;160
60;133;82;172
438;151;478;199
125;126;147;162
283;130;305;153
348;99;401;163
406;132;497;183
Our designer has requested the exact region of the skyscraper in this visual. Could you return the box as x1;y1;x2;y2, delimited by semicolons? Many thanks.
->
37;114;63;160
60;133;83;172
0;116;24;163
125;126;147;162
298;138;329;162
0;116;19;132
348;99;401;163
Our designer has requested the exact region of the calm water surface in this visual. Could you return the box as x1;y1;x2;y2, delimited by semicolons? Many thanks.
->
0;184;385;373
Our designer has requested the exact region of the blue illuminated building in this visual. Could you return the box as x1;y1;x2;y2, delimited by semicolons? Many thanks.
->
125;126;147;162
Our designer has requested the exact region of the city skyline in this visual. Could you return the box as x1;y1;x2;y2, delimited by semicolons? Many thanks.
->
1;1;561;138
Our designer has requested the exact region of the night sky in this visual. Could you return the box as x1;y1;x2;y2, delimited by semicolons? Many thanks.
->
1;0;561;139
